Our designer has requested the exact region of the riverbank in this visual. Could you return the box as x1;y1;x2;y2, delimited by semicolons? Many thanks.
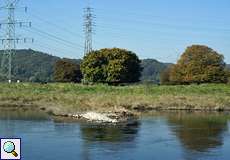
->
0;83;230;117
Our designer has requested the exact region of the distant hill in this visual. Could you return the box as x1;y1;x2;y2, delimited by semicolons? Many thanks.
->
0;49;61;82
227;64;230;69
141;59;171;83
0;49;170;83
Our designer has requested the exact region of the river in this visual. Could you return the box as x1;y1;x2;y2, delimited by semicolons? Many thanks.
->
0;109;230;160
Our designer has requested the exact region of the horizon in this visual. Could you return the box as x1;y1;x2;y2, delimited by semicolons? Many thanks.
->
0;0;229;63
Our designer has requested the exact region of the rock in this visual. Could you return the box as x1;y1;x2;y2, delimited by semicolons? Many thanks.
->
72;114;81;119
52;109;137;123
81;112;118;123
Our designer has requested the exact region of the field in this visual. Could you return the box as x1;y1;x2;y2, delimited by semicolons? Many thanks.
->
0;83;230;115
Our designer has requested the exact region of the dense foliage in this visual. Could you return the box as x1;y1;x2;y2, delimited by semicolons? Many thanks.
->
81;48;142;84
161;45;228;84
160;65;174;85
226;68;230;84
0;48;228;84
54;59;82;83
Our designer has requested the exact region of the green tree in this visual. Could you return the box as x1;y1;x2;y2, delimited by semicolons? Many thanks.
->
54;59;82;83
81;48;142;84
170;45;228;84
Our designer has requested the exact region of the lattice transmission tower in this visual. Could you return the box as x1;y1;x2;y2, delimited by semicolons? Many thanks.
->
83;4;95;56
0;0;32;82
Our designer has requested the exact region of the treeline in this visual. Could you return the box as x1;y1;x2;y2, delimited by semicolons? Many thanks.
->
54;45;230;85
0;46;229;85
0;49;167;83
54;48;169;84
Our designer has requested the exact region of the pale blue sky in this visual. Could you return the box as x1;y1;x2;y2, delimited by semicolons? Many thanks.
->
1;0;230;63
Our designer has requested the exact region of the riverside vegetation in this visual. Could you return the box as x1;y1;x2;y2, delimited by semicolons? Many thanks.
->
0;49;168;83
0;83;230;115
0;46;230;122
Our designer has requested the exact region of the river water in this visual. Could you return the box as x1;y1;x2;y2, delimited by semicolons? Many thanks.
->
0;110;230;160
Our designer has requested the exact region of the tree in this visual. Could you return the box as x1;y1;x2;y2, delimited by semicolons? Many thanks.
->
170;45;228;84
81;48;142;84
54;59;82;83
160;65;173;85
226;68;230;84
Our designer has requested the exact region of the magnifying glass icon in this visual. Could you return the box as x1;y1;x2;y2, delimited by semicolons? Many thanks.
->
3;141;18;157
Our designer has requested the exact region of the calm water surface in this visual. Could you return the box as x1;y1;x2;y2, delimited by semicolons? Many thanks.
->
0;110;230;160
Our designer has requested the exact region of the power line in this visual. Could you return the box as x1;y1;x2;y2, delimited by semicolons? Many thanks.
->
29;27;84;49
28;12;84;40
28;10;109;48
23;27;83;54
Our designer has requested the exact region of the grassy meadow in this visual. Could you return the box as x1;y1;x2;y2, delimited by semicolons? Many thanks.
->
0;83;230;115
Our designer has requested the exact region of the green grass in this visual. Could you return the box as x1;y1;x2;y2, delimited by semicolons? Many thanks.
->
0;83;230;114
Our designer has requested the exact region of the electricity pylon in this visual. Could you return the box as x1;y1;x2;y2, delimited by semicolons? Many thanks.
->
83;4;95;56
0;0;32;82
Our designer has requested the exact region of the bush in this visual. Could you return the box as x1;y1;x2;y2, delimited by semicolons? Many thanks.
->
54;59;82;83
81;48;142;84
226;69;230;84
160;65;173;85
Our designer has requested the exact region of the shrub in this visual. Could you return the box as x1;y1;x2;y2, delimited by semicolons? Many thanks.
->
160;65;173;85
54;59;82;83
81;48;142;84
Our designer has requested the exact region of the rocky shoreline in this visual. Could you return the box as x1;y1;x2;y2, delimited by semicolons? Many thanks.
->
52;109;137;123
1;103;230;123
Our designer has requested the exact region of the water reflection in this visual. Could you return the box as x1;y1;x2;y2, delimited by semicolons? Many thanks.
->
167;112;229;158
80;121;140;160
0;109;50;137
81;121;140;142
1;109;230;160
0;108;49;120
